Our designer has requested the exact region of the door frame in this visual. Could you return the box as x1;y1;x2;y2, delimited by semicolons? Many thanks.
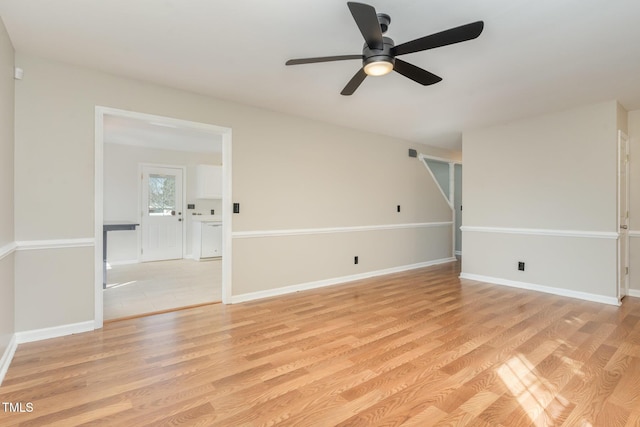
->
139;163;187;262
94;106;233;328
618;130;630;301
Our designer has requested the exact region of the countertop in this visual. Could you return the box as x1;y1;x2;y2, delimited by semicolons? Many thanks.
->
191;215;222;223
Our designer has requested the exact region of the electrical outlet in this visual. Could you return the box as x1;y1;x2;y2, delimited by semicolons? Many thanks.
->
354;256;358;265
518;261;525;271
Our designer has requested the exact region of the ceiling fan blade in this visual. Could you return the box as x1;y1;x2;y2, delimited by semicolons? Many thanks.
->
341;68;367;96
347;2;383;50
393;59;442;86
286;55;363;66
393;21;484;56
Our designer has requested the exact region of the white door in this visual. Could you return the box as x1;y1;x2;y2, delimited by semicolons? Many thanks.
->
618;131;630;300
141;166;184;261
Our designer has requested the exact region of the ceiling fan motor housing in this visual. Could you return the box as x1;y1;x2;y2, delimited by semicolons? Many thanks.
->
377;13;391;33
363;36;395;69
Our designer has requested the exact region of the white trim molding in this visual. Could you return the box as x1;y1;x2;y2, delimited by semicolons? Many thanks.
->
15;238;95;251
0;241;17;261
232;257;457;303
417;153;461;165
461;226;618;240
14;321;95;344
0;335;17;386
628;289;640;298
628;230;640;238
459;272;620;306
233;222;453;239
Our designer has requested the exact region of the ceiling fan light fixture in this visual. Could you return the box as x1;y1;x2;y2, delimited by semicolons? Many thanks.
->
364;59;393;76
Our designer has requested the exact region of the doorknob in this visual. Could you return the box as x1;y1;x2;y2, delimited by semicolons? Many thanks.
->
620;225;628;229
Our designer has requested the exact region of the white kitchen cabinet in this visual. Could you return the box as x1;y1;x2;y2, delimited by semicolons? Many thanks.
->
195;165;222;199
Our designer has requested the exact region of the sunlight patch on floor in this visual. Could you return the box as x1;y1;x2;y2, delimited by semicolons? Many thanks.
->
497;353;570;426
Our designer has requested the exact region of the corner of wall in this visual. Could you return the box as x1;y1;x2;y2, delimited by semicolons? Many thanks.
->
0;14;17;386
0;333;17;386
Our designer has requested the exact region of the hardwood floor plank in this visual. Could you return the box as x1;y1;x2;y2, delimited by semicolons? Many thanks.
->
593;401;629;427
560;343;624;426
609;356;640;409
1;261;640;426
400;405;448;426
625;410;640;427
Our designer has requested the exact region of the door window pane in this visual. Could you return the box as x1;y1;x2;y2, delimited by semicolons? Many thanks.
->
148;174;176;216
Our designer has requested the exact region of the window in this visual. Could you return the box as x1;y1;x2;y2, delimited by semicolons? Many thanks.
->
148;174;176;216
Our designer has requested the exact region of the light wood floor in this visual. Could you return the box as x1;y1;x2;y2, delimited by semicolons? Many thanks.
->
104;258;222;320
1;261;640;426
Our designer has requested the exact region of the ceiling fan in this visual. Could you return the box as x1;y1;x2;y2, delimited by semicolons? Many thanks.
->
285;2;484;95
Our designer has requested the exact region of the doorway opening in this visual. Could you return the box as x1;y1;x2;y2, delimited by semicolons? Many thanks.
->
94;107;232;327
419;154;462;258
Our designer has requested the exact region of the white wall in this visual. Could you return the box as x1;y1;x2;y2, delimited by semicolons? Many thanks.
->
104;143;221;263
462;100;622;303
0;16;15;372
13;53;457;331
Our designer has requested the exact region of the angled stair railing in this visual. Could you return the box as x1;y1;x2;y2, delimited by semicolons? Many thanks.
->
418;154;454;210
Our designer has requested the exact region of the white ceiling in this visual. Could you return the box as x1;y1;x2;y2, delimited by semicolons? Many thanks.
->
103;114;222;153
2;0;640;151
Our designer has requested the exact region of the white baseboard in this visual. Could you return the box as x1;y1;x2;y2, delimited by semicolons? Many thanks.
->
231;257;457;304
14;321;95;345
455;251;462;256
628;289;640;298
0;334;17;386
459;272;620;306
